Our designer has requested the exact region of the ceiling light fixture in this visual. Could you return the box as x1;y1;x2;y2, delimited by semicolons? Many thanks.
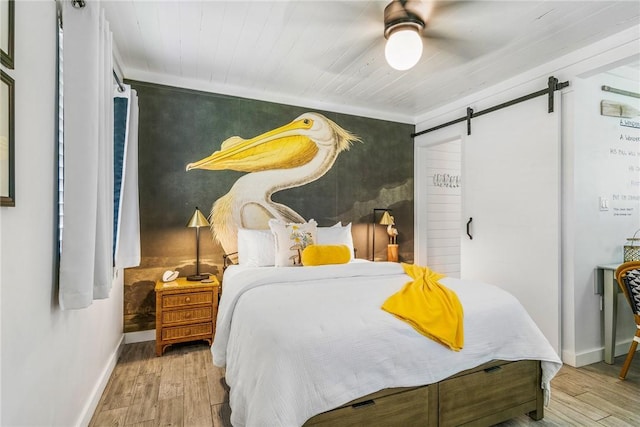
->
384;1;425;71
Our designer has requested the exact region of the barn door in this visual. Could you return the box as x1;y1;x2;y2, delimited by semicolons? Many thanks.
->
461;94;561;354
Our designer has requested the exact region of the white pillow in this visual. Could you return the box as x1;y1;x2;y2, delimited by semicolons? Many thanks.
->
269;219;318;267
237;228;275;267
317;222;355;261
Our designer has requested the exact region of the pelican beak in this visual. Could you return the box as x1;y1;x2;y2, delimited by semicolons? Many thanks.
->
186;118;319;172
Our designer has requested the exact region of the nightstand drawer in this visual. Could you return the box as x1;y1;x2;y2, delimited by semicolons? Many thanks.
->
162;307;213;325
161;322;213;340
162;291;213;308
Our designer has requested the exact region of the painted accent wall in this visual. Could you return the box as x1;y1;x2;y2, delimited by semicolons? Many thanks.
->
0;2;123;426
124;81;415;333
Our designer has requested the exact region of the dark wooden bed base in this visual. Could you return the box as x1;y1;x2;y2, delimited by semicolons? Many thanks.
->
304;359;543;427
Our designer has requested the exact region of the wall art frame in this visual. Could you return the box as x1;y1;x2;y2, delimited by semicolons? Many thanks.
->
1;0;15;69
1;69;15;207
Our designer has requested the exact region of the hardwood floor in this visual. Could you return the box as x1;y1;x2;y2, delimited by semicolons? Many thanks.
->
499;353;640;427
90;341;639;426
90;341;231;427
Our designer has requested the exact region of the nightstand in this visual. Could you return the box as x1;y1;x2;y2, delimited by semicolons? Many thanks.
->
154;276;220;356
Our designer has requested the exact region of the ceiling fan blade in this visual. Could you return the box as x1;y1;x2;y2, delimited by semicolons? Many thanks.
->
395;0;476;24
420;0;512;61
403;0;433;23
288;1;383;31
429;0;475;16
423;29;507;62
307;31;380;76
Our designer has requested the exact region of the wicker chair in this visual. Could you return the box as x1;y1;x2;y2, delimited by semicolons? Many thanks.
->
614;261;640;380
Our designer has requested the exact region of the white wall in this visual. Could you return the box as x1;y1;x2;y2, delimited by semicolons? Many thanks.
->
0;2;123;426
422;140;462;277
415;25;640;367
569;71;640;365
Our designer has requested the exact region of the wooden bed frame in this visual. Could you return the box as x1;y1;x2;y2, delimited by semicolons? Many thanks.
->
220;254;545;426
304;359;543;426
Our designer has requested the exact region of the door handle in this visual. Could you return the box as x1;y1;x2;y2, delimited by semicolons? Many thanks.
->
466;217;473;240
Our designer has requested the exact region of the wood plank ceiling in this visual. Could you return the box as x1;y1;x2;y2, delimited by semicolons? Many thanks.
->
103;1;640;123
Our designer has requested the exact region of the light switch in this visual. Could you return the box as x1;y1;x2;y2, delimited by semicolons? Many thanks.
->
599;196;609;211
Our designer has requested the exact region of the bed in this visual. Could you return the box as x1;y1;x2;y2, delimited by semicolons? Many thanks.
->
212;260;562;427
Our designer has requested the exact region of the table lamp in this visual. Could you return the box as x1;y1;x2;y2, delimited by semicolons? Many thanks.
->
372;208;394;261
186;207;210;281
379;210;399;262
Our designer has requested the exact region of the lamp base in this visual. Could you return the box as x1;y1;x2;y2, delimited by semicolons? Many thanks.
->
186;273;210;281
387;244;399;263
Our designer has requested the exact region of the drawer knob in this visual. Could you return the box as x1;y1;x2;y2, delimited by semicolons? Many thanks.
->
185;297;191;303
185;313;191;318
185;329;191;335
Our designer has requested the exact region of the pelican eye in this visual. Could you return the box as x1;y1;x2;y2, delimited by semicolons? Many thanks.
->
297;117;313;129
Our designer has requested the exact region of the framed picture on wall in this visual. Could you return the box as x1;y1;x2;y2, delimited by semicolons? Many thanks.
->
1;0;15;69
1;69;14;207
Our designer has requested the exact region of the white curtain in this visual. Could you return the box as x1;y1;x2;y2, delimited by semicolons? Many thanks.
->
114;86;141;270
59;1;114;309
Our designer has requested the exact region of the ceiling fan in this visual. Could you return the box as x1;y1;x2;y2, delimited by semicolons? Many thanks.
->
383;0;431;70
303;0;496;77
380;0;500;71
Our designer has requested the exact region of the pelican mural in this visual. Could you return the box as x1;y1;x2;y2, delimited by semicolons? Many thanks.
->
186;112;361;255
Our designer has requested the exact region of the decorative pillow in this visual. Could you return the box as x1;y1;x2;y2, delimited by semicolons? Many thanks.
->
301;244;351;266
317;222;354;260
237;228;275;267
269;219;318;267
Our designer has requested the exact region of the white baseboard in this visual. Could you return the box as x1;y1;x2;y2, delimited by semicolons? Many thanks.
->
560;350;578;367
124;329;155;344
78;334;125;427
563;339;638;367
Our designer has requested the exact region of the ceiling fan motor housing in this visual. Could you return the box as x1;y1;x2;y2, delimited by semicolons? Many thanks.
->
384;0;426;39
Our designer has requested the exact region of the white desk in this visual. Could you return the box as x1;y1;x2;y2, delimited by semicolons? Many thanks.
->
596;263;622;364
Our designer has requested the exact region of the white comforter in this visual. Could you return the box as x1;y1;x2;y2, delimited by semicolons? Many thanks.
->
212;261;562;427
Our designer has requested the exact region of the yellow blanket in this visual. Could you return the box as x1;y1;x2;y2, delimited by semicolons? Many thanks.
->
382;263;464;351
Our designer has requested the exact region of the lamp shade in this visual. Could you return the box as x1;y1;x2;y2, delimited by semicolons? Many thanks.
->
186;207;210;228
385;27;423;71
379;211;394;225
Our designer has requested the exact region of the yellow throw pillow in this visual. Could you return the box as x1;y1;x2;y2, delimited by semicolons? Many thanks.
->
301;244;351;266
